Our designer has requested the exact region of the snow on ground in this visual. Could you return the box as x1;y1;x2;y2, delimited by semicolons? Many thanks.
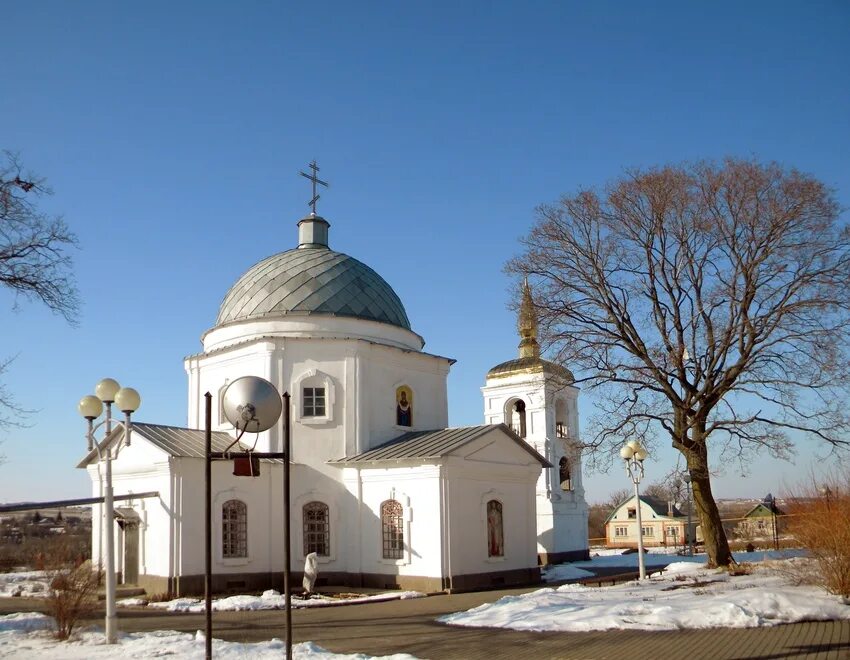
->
144;589;426;612
443;555;850;632
3;549;845;655
0;571;49;598
0;613;418;659
0;568;425;611
543;548;804;581
540;564;595;582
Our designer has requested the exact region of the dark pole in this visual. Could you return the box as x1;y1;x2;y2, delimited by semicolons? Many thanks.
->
773;506;779;551
204;392;212;660
686;481;694;557
283;391;292;660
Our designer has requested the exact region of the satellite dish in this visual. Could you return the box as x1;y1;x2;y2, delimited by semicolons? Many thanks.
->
222;376;282;434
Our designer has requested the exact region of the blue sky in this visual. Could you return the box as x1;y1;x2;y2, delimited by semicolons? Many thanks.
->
1;1;848;504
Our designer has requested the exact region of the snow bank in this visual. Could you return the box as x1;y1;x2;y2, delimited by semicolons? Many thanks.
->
0;615;418;659
146;590;426;612
0;571;49;598
440;559;850;632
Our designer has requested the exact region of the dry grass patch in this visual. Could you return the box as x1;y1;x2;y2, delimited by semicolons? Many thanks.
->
785;477;850;598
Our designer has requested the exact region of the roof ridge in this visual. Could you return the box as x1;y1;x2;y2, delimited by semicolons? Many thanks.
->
133;421;230;434
330;423;549;467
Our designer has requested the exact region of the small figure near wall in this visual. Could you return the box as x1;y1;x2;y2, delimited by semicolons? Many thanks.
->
302;552;319;596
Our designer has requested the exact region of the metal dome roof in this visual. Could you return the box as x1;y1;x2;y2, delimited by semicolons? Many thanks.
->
216;246;411;330
486;356;574;381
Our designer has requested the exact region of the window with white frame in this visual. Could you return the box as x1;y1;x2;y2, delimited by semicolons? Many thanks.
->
642;526;654;537
381;500;404;559
303;501;330;556
222;499;247;558
615;526;628;537
303;387;326;417
295;370;336;424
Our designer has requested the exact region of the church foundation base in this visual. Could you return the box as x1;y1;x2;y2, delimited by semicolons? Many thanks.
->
538;548;591;566
145;566;543;598
441;567;542;593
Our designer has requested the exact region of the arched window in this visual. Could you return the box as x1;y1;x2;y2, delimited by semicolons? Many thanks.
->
559;456;572;491
507;399;527;438
555;398;568;438
222;499;247;558
303;501;330;556
218;382;230;425
381;500;404;559
487;500;504;557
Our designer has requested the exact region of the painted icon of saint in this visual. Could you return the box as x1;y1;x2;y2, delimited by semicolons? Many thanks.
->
396;388;412;426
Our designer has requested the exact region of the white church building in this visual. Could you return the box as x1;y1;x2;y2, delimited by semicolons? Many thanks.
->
78;209;588;596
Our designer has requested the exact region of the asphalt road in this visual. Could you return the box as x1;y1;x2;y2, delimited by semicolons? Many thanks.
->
2;587;849;659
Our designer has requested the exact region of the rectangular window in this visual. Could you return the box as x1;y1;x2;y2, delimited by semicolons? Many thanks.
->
222;500;248;558
303;387;326;417
381;500;404;559
303;502;330;556
615;526;628;537
666;527;679;537
642;526;654;537
627;508;636;519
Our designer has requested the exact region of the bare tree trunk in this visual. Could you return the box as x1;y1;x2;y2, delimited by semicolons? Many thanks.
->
685;440;734;568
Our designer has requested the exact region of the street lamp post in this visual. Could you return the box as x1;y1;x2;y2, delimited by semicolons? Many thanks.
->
77;378;142;645
620;439;648;580
820;485;833;511
683;473;694;556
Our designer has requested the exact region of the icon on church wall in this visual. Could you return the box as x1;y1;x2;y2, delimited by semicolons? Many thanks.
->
487;500;504;557
396;386;412;427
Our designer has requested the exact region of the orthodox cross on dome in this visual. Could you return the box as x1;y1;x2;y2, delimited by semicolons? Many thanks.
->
518;278;541;359
299;160;329;216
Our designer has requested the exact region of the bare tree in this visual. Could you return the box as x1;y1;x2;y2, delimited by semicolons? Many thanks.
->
510;158;850;567
643;469;689;505
0;151;79;430
605;488;632;509
1;151;79;320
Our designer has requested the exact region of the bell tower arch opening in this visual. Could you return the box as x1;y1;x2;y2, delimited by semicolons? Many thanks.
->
504;397;527;438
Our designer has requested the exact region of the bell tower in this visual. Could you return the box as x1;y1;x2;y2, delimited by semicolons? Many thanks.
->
481;280;589;563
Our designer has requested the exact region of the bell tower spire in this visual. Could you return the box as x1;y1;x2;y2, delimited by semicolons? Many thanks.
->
482;276;589;563
517;278;540;359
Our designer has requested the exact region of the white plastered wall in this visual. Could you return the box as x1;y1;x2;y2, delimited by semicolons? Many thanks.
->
442;429;541;577
342;465;443;581
339;429;543;583
185;329;452;463
86;435;173;582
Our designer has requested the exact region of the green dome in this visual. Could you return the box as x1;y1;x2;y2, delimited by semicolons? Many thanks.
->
216;246;411;330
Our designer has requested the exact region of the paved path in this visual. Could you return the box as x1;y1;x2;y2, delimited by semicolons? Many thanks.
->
3;587;849;659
